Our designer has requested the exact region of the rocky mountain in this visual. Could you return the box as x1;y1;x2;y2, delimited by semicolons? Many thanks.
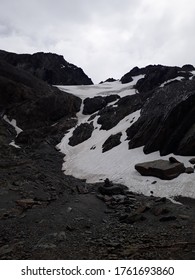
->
1;52;195;260
59;64;195;157
57;63;195;195
0;50;93;85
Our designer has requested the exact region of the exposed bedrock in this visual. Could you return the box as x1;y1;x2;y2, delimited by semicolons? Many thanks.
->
127;79;195;156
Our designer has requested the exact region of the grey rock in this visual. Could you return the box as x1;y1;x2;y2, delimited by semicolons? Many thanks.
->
185;167;194;174
98;184;128;195
189;158;195;164
135;159;185;180
102;132;122;153
68;122;94;146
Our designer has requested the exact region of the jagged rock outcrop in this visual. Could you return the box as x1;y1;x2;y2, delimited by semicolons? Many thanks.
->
135;159;186;180
83;95;119;115
0;59;81;129
99;78;117;84
97;94;142;130
68;122;94;146
121;64;194;93
0;50;93;85
102;132;122;153
127;79;195;156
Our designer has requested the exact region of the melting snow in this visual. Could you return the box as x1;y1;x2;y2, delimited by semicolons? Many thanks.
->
3;115;22;148
57;78;195;199
3;115;23;136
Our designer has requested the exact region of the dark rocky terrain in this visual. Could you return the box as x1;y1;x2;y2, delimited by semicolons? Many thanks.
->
0;52;195;260
0;50;93;85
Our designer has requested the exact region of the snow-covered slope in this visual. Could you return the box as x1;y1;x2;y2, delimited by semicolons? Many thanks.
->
57;76;195;200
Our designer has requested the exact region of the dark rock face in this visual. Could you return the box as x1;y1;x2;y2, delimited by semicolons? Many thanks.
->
0;59;81;129
102;132;122;153
135;159;186;180
127;79;195;156
0;50;93;85
97;94;142;130
99;78;117;84
134;65;181;93
83;95;119;115
83;97;107;115
68;122;94;146
120;64;193;91
181;64;195;71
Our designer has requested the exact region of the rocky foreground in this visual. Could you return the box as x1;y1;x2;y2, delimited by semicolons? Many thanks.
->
0;142;195;260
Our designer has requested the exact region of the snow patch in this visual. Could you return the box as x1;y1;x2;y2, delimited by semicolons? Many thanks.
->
57;76;195;200
3;115;23;136
159;76;184;87
3;115;23;148
9;140;21;149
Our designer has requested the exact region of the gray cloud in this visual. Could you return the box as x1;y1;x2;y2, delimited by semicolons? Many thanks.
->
0;0;195;83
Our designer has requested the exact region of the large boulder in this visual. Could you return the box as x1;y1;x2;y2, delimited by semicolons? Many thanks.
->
102;132;122;153
97;94;142;130
68;122;94;146
83;96;107;115
83;95;119;115
135;159;186;180
0;50;93;85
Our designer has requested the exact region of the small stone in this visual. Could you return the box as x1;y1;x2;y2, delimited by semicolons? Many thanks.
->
159;216;177;222
136;204;151;214
85;231;92;234
106;242;121;248
189;158;195;164
151;181;157;184
16;199;38;209
57;231;66;242
66;225;75;231
178;214;190;220
104;178;113;188
0;245;14;256
121;213;146;224
153;207;170;216
67;207;72;213
185;167;194;174
36;243;56;249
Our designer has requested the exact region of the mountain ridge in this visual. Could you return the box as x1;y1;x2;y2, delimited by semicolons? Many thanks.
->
0;49;93;85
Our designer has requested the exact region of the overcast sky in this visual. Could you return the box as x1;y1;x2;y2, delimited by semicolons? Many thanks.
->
0;0;195;83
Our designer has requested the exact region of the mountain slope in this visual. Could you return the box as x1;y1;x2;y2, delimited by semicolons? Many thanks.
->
0;50;93;85
0;58;81;130
57;66;195;199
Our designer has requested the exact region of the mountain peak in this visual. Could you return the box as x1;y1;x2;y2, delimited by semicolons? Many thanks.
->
0;50;93;85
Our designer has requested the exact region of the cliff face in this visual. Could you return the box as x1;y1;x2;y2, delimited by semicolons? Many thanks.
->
0;50;93;85
0;59;81;130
